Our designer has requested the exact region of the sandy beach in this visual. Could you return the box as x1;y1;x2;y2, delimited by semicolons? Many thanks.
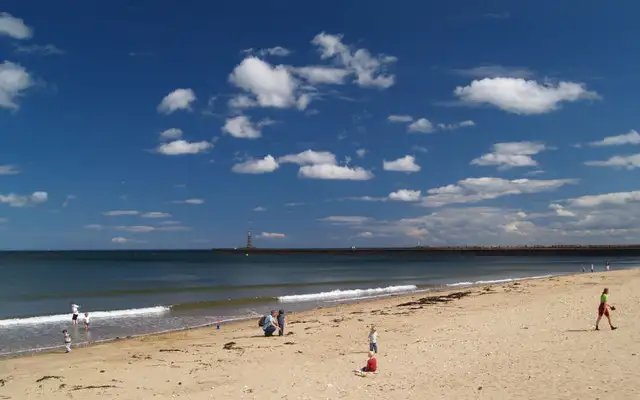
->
1;269;639;399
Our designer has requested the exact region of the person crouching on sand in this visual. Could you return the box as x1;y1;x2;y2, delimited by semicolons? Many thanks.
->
63;330;71;353
83;312;90;330
596;288;617;331
263;310;280;337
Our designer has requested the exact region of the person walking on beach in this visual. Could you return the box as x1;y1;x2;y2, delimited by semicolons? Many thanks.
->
595;288;617;331
83;312;90;331
277;310;285;336
70;302;80;326
368;326;378;354
591;264;594;273
62;329;71;353
605;262;611;271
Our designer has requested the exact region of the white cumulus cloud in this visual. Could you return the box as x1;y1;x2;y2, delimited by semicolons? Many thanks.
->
585;130;640;147
0;61;33;110
222;115;273;139
0;191;48;207
157;88;196;114
243;46;292;57
421;177;576;207
111;237;129;244
298;164;373;180
566;191;640;208
584;153;640;170
290;66;350;85
438;120;476;130
407;118;434;133
156;140;212;155
388;189;422;202
229;57;302;109
159;128;183;140
311;32;396;89
0;13;32;39
232;155;279;174
454;77;599;115
278;150;337;165
471;141;547;169
383;155;421;173
549;203;576;217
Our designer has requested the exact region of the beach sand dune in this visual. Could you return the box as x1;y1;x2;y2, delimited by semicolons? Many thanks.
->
1;270;639;399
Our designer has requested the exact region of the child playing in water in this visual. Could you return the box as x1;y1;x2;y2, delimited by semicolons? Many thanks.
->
83;312;90;330
63;330;71;353
368;326;378;353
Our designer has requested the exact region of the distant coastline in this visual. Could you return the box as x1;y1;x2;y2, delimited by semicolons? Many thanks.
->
213;244;640;256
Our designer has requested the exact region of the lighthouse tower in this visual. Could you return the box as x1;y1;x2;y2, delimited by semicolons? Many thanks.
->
246;230;253;249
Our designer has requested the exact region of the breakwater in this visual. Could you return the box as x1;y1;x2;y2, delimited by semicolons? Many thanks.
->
213;245;640;257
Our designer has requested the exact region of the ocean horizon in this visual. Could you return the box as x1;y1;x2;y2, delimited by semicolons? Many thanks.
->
1;251;637;356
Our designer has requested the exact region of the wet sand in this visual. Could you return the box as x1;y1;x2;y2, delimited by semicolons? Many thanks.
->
1;269;639;399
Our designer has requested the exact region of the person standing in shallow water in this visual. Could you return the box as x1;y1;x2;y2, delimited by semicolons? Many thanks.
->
595;288;617;331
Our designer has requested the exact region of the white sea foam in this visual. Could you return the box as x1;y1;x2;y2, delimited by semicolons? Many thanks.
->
447;274;553;287
277;285;418;303
0;306;170;327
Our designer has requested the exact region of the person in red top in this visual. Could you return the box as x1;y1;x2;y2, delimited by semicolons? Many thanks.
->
361;351;377;373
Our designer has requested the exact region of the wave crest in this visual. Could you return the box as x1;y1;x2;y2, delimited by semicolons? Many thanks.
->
0;306;170;327
278;285;418;303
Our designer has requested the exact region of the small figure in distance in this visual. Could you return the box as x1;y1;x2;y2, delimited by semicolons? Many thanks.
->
277;310;285;336
595;288;617;331
581;265;585;273
70;302;80;326
83;312;90;331
591;264;594;273
368;325;378;354
63;329;71;353
354;351;377;376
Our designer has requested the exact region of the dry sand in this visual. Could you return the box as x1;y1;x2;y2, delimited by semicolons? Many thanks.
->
1;269;639;399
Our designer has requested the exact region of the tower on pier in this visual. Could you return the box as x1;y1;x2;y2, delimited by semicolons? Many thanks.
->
246;230;253;248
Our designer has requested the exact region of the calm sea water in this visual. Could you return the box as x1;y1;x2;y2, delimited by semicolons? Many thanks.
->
0;251;637;355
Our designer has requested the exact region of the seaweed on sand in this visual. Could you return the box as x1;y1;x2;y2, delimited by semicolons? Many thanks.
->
396;291;471;307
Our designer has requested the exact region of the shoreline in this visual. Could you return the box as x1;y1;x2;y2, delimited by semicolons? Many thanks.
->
1;269;638;399
0;270;581;360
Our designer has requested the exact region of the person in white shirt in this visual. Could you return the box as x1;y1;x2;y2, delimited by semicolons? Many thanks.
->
70;302;80;326
83;312;90;330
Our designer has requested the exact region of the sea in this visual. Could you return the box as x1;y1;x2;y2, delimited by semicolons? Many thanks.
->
0;251;637;356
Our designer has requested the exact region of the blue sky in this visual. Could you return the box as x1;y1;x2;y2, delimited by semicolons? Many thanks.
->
1;1;640;250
